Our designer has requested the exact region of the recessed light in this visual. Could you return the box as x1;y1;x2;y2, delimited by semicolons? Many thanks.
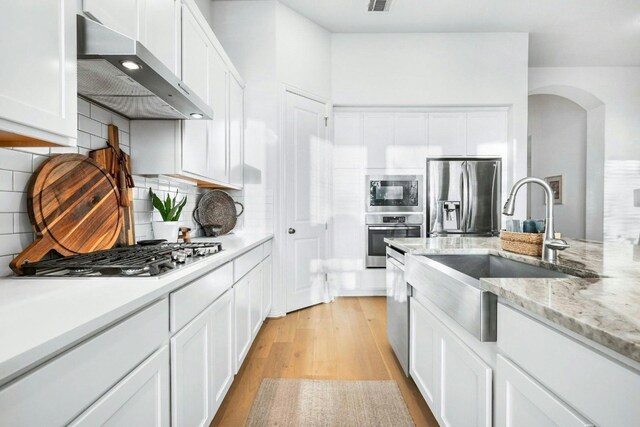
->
120;60;141;70
190;113;204;119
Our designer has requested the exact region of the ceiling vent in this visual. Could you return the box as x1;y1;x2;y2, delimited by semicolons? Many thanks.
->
368;0;392;12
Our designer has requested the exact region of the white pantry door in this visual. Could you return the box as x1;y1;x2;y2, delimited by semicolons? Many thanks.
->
284;92;329;312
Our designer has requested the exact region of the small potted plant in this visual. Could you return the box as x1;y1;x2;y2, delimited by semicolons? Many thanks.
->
150;189;187;242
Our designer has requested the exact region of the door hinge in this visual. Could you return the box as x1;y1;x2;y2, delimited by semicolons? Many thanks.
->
324;116;328;127
325;223;328;230
325;273;328;282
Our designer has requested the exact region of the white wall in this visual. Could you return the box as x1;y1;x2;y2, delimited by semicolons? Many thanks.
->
528;95;587;239
331;33;530;219
529;67;640;242
211;0;331;314
275;3;332;100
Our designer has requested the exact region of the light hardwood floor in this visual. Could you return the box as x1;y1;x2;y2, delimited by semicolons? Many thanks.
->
211;296;438;426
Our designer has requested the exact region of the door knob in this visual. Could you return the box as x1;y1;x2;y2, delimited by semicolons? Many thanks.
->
288;228;296;234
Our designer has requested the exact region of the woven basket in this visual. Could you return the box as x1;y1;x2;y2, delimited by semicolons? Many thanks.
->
500;231;543;257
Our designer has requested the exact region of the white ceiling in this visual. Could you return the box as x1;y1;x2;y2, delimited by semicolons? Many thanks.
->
273;0;640;66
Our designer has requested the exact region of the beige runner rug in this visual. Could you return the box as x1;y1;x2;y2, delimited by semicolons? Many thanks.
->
246;378;415;426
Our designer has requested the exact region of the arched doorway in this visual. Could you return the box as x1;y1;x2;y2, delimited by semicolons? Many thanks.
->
527;85;605;241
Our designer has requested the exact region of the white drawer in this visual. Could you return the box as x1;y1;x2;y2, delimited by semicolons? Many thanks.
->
498;303;640;427
0;299;169;427
234;245;263;282
170;262;233;332
263;240;272;258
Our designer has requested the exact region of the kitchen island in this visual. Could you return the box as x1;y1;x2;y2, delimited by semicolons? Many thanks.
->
387;236;640;427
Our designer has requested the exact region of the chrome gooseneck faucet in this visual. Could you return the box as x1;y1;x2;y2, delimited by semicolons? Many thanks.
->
503;177;570;263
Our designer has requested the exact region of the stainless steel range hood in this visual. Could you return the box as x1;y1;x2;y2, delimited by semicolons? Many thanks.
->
77;15;213;120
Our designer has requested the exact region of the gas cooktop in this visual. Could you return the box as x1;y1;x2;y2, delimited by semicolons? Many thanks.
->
20;242;222;277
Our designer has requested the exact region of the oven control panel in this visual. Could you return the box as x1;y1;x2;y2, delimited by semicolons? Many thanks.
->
383;216;406;223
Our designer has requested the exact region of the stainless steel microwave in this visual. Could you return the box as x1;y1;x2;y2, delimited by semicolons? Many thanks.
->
366;175;423;212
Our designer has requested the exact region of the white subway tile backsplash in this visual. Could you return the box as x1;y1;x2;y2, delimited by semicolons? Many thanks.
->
12;146;50;155
13;213;31;233
112;114;129;133
50;146;79;154
78;114;102;136
0;170;13;191
0;192;26;213
0;255;13;276
90;104;113;124
32;155;47;172
77;131;91;149
12;171;31;193
90;134;107;149
0;233;32;257
0;148;33;172
0;98;219;274
119;131;130;146
77;97;91;116
0;213;13;234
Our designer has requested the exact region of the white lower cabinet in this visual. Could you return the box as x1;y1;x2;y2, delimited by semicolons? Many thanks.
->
171;302;212;427
70;346;170;427
208;289;235;417
439;330;492;427
234;270;252;372
495;354;593;427
250;264;264;338
262;255;273;317
410;296;439;410
0;300;168;427
171;288;234;427
410;296;492;427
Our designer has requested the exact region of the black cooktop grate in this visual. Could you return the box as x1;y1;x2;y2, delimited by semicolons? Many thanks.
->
21;242;222;277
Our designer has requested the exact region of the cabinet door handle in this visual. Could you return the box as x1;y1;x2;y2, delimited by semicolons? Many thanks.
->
288;228;296;234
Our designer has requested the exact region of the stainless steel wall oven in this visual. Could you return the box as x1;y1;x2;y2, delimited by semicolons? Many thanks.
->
366;213;422;268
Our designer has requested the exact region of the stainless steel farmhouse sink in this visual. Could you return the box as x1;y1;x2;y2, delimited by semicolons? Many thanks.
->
424;255;572;280
405;254;576;342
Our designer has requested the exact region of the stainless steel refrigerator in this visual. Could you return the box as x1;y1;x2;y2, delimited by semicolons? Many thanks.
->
426;157;502;236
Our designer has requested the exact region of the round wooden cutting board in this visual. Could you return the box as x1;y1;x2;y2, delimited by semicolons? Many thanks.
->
10;154;122;274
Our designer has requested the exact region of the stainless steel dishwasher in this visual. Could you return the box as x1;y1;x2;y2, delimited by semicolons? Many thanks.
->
386;245;411;376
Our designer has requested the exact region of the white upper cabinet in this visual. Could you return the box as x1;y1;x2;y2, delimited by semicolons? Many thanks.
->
129;0;245;189
363;113;394;169
466;111;508;157
427;112;467;156
229;75;244;188
209;48;229;183
392;113;428;168
181;1;211;106
333;113;364;169
182;119;210;178
138;0;181;75
84;0;180;75
83;0;138;39
0;0;77;146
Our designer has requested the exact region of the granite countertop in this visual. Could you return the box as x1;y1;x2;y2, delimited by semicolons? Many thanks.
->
0;233;273;386
386;237;640;365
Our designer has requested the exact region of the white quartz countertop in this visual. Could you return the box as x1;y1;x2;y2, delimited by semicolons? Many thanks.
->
386;236;640;365
0;233;273;386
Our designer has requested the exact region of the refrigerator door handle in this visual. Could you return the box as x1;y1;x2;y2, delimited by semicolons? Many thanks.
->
466;162;474;230
460;162;469;232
